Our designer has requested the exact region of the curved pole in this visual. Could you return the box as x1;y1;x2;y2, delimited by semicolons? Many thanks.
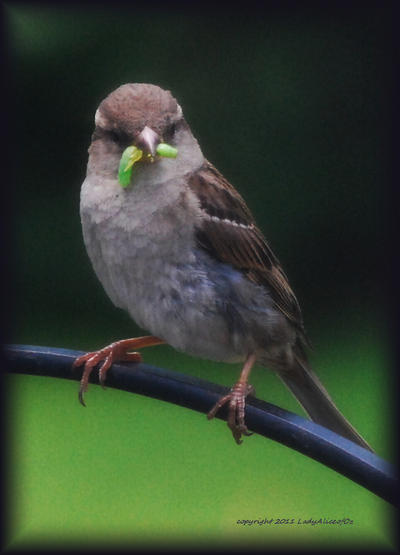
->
3;344;397;506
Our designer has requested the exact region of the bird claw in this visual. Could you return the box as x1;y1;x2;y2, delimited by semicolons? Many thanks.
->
73;343;142;406
207;382;255;444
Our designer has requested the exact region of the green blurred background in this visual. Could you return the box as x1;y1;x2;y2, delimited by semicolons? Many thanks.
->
5;2;395;551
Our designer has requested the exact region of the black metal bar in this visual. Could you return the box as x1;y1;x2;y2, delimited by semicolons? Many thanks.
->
3;344;397;506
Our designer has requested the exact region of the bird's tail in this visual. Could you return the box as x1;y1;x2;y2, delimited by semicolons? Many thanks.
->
275;352;373;452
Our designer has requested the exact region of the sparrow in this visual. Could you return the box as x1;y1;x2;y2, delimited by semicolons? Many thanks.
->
74;83;372;450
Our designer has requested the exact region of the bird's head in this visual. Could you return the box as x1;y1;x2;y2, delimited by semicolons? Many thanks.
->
88;84;189;182
87;83;204;189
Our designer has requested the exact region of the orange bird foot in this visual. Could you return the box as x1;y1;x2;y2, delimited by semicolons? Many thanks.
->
207;381;256;444
73;336;165;406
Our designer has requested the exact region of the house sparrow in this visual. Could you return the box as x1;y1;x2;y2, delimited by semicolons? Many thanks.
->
74;83;372;450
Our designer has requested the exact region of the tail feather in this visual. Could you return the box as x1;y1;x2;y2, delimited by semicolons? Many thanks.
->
276;355;373;452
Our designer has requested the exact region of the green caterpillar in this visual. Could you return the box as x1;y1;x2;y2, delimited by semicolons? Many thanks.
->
118;143;178;187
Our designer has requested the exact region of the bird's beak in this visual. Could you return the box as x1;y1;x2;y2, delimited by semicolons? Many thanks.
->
134;126;160;157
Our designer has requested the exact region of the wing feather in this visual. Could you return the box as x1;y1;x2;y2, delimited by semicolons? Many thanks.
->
189;161;305;332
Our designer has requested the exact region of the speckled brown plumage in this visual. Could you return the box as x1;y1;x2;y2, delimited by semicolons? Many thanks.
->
189;160;304;333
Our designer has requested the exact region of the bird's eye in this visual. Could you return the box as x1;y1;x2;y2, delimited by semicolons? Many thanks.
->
105;129;132;148
107;129;122;143
163;122;177;143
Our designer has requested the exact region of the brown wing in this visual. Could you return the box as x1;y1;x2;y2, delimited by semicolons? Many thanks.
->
189;160;305;332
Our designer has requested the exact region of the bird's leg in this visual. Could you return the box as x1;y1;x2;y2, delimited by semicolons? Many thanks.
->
207;353;257;444
73;336;165;406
